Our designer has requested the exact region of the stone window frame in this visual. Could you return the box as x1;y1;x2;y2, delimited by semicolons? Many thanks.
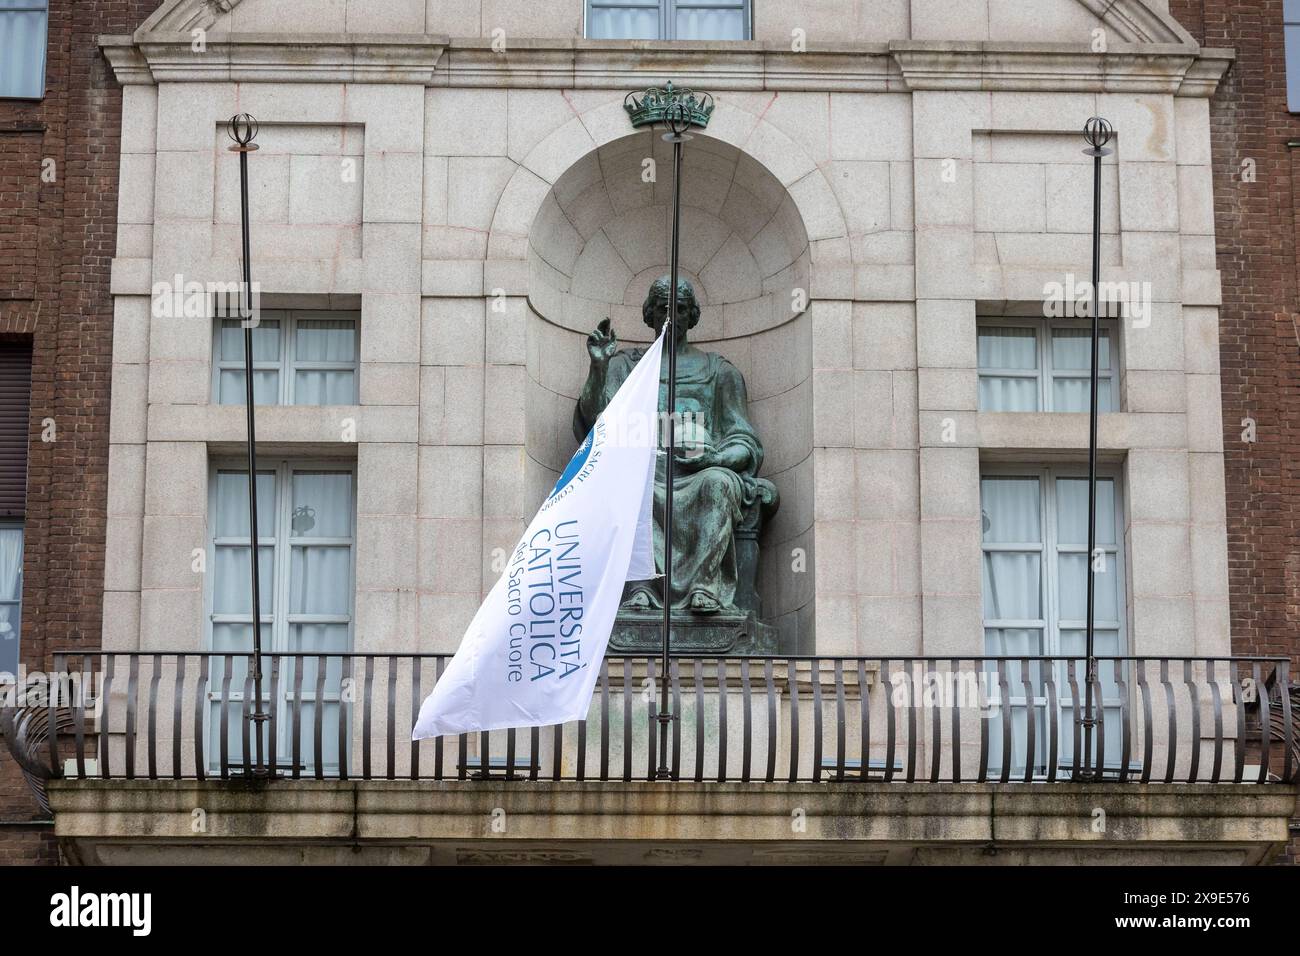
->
976;315;1121;414
584;0;751;41
0;0;48;101
210;309;361;407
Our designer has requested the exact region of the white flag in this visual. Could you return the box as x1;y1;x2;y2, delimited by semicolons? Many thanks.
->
412;330;665;738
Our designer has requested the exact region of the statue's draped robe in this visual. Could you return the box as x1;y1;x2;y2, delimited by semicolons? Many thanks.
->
575;346;763;610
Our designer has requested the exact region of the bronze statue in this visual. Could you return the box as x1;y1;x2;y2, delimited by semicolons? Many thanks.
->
575;276;777;618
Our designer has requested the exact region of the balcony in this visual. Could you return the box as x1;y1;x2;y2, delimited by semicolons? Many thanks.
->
6;652;1298;865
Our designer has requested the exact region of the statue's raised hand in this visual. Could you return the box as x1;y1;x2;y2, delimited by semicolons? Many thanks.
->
587;318;618;366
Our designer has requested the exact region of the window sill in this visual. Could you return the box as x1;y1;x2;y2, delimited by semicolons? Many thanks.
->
975;410;1180;456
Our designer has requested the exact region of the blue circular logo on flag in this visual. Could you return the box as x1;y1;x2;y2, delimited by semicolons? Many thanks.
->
550;431;594;499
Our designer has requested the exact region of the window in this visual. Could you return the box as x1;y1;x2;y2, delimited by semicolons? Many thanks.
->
207;461;355;772
0;1;48;99
0;343;31;676
586;0;750;40
0;522;20;676
977;318;1119;413
213;310;359;406
1288;1;1300;112
981;466;1126;776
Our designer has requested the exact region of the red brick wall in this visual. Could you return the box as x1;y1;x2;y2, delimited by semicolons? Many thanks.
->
0;0;160;867
1168;0;1300;864
1168;0;1300;666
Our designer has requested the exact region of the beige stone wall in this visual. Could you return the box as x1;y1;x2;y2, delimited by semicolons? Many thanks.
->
102;0;1230;664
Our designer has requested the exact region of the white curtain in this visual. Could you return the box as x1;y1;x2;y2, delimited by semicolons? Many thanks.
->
981;478;1044;669
0;527;22;674
981;476;1040;543
676;5;745;40
588;2;659;39
209;468;353;771
1055;477;1120;663
212;471;277;624
219;370;279;405
287;472;353;770
978;327;1038;411
218;319;280;405
1057;553;1119;622
983;472;1128;774
212;470;352;623
1060;474;1125;771
293;320;356;405
1055;476;1115;546
290;472;352;538
1051;328;1112;412
1051;327;1110;371
290;548;350;616
289;473;352;617
982;477;1045;774
219;319;280;363
212;547;276;616
0;3;48;99
214;471;276;539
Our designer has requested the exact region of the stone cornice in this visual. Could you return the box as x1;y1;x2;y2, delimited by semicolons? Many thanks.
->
100;33;449;85
434;39;903;92
99;35;1231;97
890;41;1231;96
99;36;154;86
1175;48;1235;98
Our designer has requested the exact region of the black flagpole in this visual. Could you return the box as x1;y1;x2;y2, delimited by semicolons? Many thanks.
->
1079;116;1112;781
656;104;691;780
228;114;269;775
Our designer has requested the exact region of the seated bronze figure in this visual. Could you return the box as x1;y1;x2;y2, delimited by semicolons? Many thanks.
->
574;276;779;622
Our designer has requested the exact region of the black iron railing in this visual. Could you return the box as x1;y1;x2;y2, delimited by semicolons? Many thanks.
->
10;653;1297;786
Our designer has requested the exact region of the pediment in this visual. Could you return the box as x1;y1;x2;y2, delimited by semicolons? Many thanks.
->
138;0;236;35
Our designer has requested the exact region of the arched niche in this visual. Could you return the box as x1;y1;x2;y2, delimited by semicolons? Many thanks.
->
524;131;815;648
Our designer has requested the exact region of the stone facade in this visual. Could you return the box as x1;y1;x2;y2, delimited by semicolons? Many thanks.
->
9;0;1294;866
97;0;1234;665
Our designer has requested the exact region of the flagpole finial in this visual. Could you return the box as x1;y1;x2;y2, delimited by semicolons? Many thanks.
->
1082;116;1113;157
227;113;260;152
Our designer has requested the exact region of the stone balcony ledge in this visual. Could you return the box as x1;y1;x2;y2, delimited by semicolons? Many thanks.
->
47;779;1297;866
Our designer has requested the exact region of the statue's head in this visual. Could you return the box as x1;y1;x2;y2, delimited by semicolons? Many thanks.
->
642;275;700;341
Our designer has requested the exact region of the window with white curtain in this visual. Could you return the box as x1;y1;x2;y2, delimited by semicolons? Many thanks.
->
207;461;355;773
587;0;750;40
0;1;48;99
213;310;359;406
0;522;21;676
977;318;1119;413
981;466;1126;777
